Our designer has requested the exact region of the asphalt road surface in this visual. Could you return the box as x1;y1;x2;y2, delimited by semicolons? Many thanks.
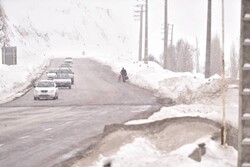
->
0;58;160;167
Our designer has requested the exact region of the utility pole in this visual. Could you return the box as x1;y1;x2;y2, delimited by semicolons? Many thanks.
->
168;24;173;47
167;24;174;70
161;23;173;70
134;4;144;61
221;0;227;146
144;0;148;64
205;0;212;78
163;0;168;69
195;37;200;73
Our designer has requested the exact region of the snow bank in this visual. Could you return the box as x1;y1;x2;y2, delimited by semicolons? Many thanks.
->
126;101;238;128
92;57;224;104
91;137;237;167
0;57;49;103
158;75;222;104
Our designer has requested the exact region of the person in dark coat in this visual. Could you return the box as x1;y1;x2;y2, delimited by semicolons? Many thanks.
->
119;67;128;82
120;67;127;76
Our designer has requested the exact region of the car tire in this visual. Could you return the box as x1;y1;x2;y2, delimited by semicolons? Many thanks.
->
54;94;58;100
72;79;74;85
34;97;37;100
69;85;71;89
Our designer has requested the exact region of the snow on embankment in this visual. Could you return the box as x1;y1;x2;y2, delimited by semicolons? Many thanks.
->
94;59;223;104
91;137;236;167
157;74;222;104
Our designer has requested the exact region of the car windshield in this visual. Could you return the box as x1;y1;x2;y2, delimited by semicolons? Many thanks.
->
54;74;70;79
48;69;58;73
37;81;54;87
58;69;71;73
60;64;70;67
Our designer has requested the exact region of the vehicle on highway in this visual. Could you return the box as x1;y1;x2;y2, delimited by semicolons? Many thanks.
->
64;57;73;64
53;73;72;89
46;68;59;79
59;63;72;69
33;80;58;100
57;67;75;84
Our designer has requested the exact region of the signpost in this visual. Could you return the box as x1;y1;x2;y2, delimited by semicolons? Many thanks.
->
2;46;17;65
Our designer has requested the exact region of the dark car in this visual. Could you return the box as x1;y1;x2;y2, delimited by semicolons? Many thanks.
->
64;57;73;64
57;68;75;84
53;73;72;89
59;63;72;69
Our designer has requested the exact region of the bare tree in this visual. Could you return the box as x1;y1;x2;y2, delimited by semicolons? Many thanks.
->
210;35;222;76
230;41;239;79
175;39;194;72
0;5;9;46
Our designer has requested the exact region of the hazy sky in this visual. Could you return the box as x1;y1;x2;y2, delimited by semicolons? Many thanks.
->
98;0;241;63
148;0;241;62
2;0;241;64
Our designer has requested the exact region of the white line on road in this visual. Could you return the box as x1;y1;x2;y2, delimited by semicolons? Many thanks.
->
44;138;54;141
18;136;30;140
65;121;73;124
44;128;53;131
0;144;4;147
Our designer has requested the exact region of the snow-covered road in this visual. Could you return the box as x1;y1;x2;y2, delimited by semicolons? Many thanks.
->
0;58;160;167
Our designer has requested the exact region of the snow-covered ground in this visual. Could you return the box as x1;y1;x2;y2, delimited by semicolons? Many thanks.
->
82;58;239;167
91;137;237;167
0;0;239;166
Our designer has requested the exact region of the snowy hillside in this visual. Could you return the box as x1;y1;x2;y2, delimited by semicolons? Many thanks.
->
1;0;138;60
0;0;138;102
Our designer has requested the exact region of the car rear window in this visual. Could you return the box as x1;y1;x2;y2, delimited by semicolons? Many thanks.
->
49;69;58;73
54;74;70;79
37;82;54;87
58;69;72;73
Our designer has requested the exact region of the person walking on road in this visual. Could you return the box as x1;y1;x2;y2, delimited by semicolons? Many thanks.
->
119;67;128;82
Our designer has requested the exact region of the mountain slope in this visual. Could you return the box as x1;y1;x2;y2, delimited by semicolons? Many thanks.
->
0;0;137;102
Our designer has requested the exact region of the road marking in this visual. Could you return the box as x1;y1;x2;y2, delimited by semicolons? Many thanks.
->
44;138;53;141
18;136;30;140
0;144;4;147
44;128;53;131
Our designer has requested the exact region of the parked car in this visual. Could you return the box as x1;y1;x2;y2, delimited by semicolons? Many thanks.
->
53;73;72;89
46;68;59;79
34;80;58;100
64;57;73;64
59;63;72;69
57;67;74;84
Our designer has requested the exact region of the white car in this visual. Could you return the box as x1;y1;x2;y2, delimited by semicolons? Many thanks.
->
46;68;59;80
64;57;73;64
34;80;58;100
